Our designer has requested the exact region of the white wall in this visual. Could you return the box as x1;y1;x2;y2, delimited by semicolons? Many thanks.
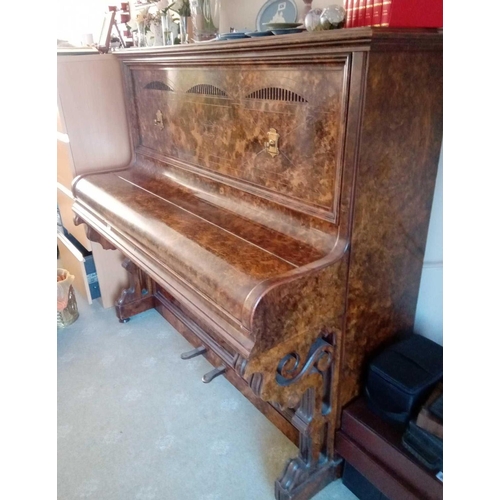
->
414;147;443;345
56;0;110;45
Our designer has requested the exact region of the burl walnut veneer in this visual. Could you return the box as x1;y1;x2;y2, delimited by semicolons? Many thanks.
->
72;28;443;500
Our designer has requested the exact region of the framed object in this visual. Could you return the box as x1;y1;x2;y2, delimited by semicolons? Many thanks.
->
98;10;116;53
256;0;298;31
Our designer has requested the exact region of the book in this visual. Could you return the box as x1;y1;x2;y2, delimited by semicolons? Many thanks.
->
364;0;373;26
372;0;382;26
379;0;443;28
381;0;391;26
416;382;443;440
358;0;367;27
352;0;360;27
345;0;353;28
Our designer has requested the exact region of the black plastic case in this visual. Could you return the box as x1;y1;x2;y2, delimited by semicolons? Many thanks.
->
364;335;443;424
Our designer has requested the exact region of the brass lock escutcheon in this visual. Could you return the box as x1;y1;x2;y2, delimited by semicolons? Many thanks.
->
264;128;280;158
154;110;164;130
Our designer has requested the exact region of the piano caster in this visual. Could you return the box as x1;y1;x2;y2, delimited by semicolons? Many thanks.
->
119;318;130;323
180;346;207;360
202;366;226;383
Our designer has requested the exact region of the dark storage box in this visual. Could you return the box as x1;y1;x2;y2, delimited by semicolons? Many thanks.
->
342;461;390;500
365;335;443;424
402;420;443;471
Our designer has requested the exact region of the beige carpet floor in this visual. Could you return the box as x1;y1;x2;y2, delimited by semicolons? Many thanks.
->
57;291;359;500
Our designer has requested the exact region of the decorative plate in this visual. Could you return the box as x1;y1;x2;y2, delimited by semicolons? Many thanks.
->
245;31;275;37
217;32;249;40
256;0;298;32
263;22;303;29
224;32;250;39
271;27;306;35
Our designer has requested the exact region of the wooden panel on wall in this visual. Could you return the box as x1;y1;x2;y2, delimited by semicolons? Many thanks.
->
90;242;129;309
57;103;66;134
57;138;75;191
57;54;132;176
57;187;91;251
57;233;93;305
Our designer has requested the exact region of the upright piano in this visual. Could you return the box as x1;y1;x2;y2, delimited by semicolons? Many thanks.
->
71;28;443;500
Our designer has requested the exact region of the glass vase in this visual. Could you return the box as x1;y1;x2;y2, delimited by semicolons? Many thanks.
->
161;11;173;45
137;22;147;47
189;0;220;41
179;16;189;44
151;21;163;46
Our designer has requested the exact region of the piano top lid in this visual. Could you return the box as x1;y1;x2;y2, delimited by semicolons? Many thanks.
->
112;28;443;62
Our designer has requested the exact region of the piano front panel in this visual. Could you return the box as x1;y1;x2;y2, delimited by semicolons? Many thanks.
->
129;60;349;222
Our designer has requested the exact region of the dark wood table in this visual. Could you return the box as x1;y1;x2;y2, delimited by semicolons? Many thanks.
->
335;398;443;500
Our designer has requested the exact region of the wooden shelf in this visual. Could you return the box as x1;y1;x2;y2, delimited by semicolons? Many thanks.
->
335;398;443;500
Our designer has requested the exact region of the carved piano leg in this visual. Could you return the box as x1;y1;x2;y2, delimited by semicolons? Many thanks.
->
245;335;342;500
115;258;155;322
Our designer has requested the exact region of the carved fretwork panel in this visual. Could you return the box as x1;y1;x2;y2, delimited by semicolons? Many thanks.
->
144;81;174;91
129;63;348;220
245;87;308;103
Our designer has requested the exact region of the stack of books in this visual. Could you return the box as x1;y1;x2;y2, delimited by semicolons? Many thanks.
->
344;0;443;28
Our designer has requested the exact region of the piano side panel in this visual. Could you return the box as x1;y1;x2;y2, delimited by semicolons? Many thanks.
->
340;49;444;409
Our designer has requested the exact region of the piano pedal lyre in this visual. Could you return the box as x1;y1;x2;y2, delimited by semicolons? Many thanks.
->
180;346;207;360
202;366;226;383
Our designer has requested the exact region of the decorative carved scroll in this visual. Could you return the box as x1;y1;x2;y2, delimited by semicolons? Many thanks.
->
276;337;333;387
244;334;341;500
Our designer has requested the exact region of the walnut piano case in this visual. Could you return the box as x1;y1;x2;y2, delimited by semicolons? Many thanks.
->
72;29;443;500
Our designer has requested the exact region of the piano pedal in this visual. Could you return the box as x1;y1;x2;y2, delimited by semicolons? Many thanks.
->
202;366;226;383
180;346;207;360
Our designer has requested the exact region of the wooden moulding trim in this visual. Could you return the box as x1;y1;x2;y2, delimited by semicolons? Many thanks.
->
123;52;352;68
114;34;372;62
113;29;442;63
72;200;254;358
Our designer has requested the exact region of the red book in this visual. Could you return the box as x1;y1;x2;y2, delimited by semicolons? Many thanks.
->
364;0;374;26
381;0;391;26
379;0;443;28
372;0;382;26
352;0;360;27
345;0;353;27
358;0;367;26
